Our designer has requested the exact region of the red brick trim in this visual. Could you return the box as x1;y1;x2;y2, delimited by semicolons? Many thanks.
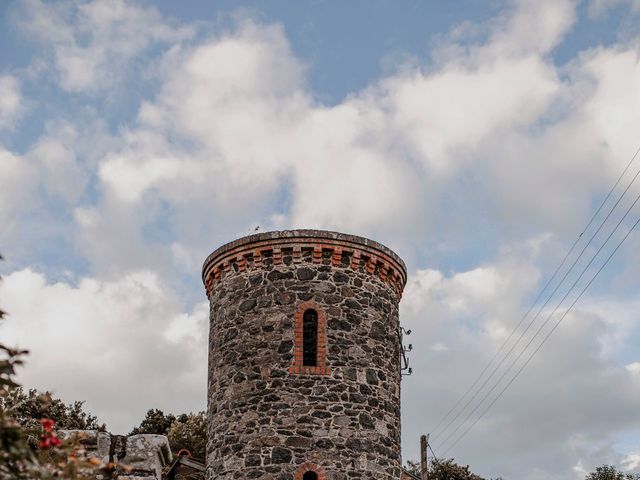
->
203;237;406;301
289;301;331;376
294;462;327;480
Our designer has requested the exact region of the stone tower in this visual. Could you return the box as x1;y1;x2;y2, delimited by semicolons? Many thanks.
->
202;230;407;480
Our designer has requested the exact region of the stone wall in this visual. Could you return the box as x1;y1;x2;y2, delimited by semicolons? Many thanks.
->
57;430;172;479
203;230;407;480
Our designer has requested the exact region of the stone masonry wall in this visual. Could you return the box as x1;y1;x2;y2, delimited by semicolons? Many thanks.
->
203;230;407;480
56;430;172;479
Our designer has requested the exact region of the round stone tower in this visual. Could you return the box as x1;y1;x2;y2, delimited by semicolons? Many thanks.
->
202;230;407;480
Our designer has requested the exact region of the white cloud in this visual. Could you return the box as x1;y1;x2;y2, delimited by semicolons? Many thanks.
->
15;0;193;92
85;20;429;267
163;302;209;344
0;75;24;129
99;22;305;205
622;453;640;471
0;147;36;235
489;0;577;56
400;247;640;479
77;0;576;269
383;55;560;176
75;0;640;272
578;47;640;161
0;268;208;433
99;149;202;204
28;125;87;204
0;119;118;259
589;0;640;17
430;342;449;352
627;362;640;375
403;241;541;327
581;299;640;358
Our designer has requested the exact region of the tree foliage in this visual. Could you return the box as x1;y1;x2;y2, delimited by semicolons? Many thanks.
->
130;408;176;435
586;465;640;480
167;412;207;459
405;458;504;480
0;329;35;478
131;409;207;459
430;458;486;480
2;388;105;432
405;459;421;476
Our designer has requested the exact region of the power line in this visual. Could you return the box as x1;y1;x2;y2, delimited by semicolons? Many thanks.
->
438;179;640;453
428;443;438;461
441;210;640;455
439;183;640;450
429;234;578;438
436;167;640;448
434;169;640;445
429;146;640;440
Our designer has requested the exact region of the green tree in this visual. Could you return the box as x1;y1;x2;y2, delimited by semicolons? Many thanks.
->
2;388;105;432
586;465;640;480
430;458;485;480
167;411;207;459
0;321;34;477
131;409;207;459
405;458;489;480
130;408;176;435
404;459;421;476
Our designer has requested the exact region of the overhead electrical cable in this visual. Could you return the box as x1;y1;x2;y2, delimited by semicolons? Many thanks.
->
428;235;578;437
438;180;640;453
441;210;640;455
434;185;640;446
428;443;439;462
435;165;640;448
428;146;640;439
431;147;640;445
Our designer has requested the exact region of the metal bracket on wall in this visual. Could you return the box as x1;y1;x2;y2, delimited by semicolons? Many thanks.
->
400;326;413;376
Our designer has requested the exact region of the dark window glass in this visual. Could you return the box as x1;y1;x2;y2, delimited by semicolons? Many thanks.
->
302;309;318;367
303;472;318;480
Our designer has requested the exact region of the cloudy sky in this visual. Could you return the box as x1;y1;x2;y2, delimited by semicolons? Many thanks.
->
1;0;640;478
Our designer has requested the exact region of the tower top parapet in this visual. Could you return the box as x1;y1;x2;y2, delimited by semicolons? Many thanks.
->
202;229;407;300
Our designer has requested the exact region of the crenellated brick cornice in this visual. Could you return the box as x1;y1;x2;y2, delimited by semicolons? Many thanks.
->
202;230;407;300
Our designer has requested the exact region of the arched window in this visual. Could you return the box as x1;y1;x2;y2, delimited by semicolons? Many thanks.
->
294;462;326;480
302;309;318;366
290;301;330;375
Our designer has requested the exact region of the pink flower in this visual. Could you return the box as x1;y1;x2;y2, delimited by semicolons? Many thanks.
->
39;434;62;449
39;418;61;449
39;418;55;432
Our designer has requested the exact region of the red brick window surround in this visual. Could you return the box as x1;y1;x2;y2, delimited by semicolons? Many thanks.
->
294;463;327;480
290;301;331;375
